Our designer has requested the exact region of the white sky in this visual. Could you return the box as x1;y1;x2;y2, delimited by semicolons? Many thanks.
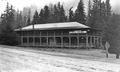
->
0;0;120;14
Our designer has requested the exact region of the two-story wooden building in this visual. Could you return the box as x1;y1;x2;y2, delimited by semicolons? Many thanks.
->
15;22;102;48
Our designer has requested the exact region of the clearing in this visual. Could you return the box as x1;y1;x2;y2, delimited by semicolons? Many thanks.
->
0;45;120;72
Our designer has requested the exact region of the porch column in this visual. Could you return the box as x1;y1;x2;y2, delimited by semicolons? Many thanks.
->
27;36;29;46
21;36;23;46
33;36;35;47
69;36;71;48
33;30;35;47
46;32;48;46
40;37;42;46
46;37;48;46
100;37;103;48
61;32;63;48
54;31;56;47
61;37;63;48
86;35;89;48
39;37;40;46
97;37;99;48
90;36;92;48
77;35;79;48
40;32;41;46
94;36;96;45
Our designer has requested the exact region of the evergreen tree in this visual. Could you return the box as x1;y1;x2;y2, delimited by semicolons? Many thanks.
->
27;9;31;25
105;0;111;17
53;5;59;22
59;5;66;22
43;5;50;23
0;3;19;46
47;4;55;23
39;9;45;24
74;0;86;24
90;0;99;28
86;0;92;26
86;0;111;46
106;14;120;59
101;2;106;18
27;17;31;25
69;7;74;22
88;0;110;30
23;16;27;26
18;11;23;28
37;2;67;23
53;2;67;22
32;10;39;24
15;11;23;29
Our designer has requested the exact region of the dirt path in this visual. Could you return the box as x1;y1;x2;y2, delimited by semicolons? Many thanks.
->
0;46;120;72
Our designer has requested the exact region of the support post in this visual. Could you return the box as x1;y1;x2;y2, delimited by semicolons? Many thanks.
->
86;35;89;49
40;32;41;46
94;36;96;47
46;32;48;46
27;36;29;46
61;32;63;48
100;37;103;48
97;37;99;48
69;36;71;48
77;33;79;48
40;37;42;46
21;36;23;46
61;37;63;48
54;31;56;47
33;36;35;47
68;32;71;48
77;37;79;48
46;37;48;46
90;36;92;48
39;37;41;46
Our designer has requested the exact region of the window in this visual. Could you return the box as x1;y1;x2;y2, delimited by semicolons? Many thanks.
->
79;37;86;43
23;37;27;43
29;37;33;43
41;37;47;44
35;37;40;43
41;31;47;36
48;31;54;36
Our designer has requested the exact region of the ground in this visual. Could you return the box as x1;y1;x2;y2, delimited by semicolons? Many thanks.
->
0;45;120;72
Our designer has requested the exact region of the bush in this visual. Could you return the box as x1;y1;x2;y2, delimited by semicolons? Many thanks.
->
0;32;19;46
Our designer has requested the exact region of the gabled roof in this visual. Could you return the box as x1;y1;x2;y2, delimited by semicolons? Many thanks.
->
15;22;90;31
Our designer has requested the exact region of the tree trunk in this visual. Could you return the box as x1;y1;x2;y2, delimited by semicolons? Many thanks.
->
116;53;119;59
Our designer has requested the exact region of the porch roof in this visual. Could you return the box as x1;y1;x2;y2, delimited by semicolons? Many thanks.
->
15;22;90;31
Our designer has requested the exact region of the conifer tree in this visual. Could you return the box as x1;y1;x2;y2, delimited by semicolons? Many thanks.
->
16;11;23;28
39;9;45;24
74;0;86;24
43;5;50;23
47;4;55;23
106;0;111;17
89;0;107;30
69;7;74;22
0;3;19;45
59;5;66;22
53;5;59;22
86;0;92;26
27;9;31;25
106;14;120;59
32;10;39;24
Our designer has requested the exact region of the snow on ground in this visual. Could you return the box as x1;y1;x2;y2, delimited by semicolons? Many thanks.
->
0;46;120;72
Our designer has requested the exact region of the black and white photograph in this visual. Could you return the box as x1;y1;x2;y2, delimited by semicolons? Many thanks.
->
0;0;120;72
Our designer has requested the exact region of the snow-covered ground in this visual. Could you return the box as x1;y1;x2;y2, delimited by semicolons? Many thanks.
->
0;46;120;72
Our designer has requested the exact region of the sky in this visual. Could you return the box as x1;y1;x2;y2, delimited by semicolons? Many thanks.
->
0;0;120;14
